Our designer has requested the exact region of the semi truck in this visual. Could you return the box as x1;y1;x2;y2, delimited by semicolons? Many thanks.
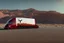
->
4;17;39;29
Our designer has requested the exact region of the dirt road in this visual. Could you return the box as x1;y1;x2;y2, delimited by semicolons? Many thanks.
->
0;25;64;43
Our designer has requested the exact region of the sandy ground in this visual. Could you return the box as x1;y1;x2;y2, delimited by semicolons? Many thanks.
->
0;24;64;43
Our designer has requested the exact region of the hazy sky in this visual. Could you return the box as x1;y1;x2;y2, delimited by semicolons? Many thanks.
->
0;0;64;13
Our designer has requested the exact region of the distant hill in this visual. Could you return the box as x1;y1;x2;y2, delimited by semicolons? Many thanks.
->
0;8;64;24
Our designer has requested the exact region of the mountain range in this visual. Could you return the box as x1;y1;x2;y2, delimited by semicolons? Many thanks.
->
0;8;64;24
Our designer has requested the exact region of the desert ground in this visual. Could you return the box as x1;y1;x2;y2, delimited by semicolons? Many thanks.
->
0;24;64;43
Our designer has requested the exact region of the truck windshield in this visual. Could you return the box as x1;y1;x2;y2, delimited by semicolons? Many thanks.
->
6;18;13;25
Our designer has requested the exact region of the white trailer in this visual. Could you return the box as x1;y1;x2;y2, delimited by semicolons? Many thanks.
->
16;17;36;26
